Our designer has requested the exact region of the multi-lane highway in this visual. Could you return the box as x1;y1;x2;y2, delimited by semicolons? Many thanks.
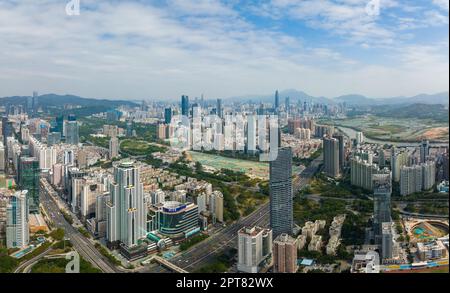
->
40;179;118;273
146;154;323;273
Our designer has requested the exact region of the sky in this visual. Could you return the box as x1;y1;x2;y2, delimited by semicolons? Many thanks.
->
0;0;448;101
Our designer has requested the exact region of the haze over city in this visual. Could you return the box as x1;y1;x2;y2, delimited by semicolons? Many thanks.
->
0;0;449;100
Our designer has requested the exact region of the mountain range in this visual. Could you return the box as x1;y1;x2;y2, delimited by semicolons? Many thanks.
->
0;91;448;108
227;89;449;106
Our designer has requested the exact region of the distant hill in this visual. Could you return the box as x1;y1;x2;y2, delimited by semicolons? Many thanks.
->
334;94;375;105
0;93;139;116
372;103;449;123
227;90;449;106
334;92;449;106
227;89;333;104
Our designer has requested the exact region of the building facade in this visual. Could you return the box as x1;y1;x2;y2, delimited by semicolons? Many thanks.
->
269;147;293;238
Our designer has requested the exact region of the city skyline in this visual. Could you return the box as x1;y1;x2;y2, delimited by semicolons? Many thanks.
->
0;0;448;100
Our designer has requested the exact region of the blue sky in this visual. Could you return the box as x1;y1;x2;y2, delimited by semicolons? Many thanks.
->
0;0;448;100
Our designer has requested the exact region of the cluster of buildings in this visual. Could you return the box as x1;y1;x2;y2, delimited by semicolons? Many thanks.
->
282;134;322;160
326;215;346;256
416;239;448;261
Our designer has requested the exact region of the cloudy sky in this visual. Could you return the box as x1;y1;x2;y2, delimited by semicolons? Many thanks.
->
0;0;448;101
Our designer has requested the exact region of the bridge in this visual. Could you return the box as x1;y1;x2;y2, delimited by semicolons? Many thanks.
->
152;256;188;273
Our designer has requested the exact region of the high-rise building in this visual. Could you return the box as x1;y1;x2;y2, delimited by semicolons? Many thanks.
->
217;99;223;118
391;151;409;182
422;161;436;191
210;190;224;223
247;114;257;155
6;191;29;249
0;142;5;172
400;165;423;196
47;132;61;146
109;136;119;160
56;115;64;135
373;173;392;245
274;90;280;110
270;147;293;238
181;95;189;117
351;153;390;191
18;156;40;213
381;222;393;260
273;233;298;273
356;132;364;145
237;226;273;273
65;121;79;145
333;134;345;171
443;153;449;181
106;161;147;248
285;97;290;115
2;117;12;171
164;108;172;124
378;148;386;168
323;137;340;178
420;140;430;163
126;121;133;138
32;91;39;117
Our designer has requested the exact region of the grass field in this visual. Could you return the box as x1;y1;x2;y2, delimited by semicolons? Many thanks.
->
188;151;303;180
188;151;269;179
319;115;448;142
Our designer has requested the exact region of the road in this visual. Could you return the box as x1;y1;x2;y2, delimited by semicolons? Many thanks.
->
145;154;323;273
14;246;53;273
40;179;118;273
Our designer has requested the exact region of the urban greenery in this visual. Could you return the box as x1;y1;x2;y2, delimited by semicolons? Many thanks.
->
179;234;209;251
94;243;121;266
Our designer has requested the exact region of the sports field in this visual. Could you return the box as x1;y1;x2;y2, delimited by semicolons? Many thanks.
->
188;151;303;180
188;151;269;179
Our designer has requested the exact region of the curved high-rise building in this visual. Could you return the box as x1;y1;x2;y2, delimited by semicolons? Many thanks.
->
269;147;293;238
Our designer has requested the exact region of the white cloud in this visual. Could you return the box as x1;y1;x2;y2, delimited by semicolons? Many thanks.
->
0;0;448;100
433;0;449;11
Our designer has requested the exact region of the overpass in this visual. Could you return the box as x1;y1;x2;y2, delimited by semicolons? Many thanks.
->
152;256;188;273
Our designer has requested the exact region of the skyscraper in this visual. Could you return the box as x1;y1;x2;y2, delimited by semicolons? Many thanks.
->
420;140;430;163
237;226;272;273
400;165;423;196
356;131;364;145
6;191;29;249
373;173;392;245
217;98;223;118
421;161;436;191
65;121;79;145
56;115;64;135
247;114;257;155
270;147;293;238
106;161;147;249
32;91;38;117
18;156;40;213
391;150;409;182
109;136;119;160
273;233;298;273
381;222;393;260
181;95;189;117
333;134;345;171
2;117;12;171
164;108;172;124
323;136;340;178
274;90;280;110
285;97;290;115
126;121;133;137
